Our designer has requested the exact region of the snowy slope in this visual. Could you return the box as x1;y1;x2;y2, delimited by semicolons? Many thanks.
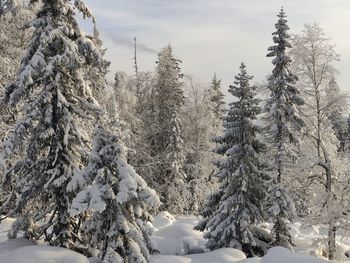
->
152;212;206;255
3;245;89;263
150;212;333;263
0;218;89;263
1;213;349;262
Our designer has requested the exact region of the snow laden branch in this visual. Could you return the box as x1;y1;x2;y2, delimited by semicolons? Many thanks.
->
0;0;109;250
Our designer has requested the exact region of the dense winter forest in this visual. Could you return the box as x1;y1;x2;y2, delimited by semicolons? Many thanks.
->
0;0;350;262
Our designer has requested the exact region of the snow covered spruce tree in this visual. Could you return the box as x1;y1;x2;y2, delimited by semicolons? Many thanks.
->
209;73;225;134
0;0;108;249
150;44;188;213
69;125;160;262
112;70;159;193
263;8;305;249
196;63;271;257
0;2;37;181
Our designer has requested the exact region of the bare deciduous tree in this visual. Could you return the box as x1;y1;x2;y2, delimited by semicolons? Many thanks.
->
291;23;348;260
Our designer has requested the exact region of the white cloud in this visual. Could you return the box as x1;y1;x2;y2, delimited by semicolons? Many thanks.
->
83;0;350;94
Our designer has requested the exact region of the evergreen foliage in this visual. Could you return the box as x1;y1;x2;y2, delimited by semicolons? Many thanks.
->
209;73;225;124
70;125;160;262
151;45;188;213
196;63;271;257
264;8;305;249
0;0;108;249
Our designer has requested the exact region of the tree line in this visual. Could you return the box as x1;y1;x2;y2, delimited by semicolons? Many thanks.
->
0;1;349;262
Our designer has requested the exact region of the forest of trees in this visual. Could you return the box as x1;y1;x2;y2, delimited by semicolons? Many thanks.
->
0;0;350;262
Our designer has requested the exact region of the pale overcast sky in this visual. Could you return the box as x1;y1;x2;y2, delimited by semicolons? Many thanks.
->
83;0;350;93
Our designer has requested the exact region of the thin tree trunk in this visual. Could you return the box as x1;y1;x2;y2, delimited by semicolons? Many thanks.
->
324;152;336;260
275;217;281;245
316;94;336;260
328;220;336;260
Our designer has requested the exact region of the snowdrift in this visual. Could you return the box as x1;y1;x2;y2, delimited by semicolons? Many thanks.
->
149;212;334;263
0;213;344;263
0;236;89;263
261;247;329;263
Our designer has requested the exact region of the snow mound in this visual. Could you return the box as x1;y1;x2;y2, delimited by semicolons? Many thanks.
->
151;246;332;263
261;247;330;263
0;238;35;261
239;258;260;263
152;213;205;255
152;248;246;263
0;218;15;242
153;211;176;230
151;254;192;263
189;248;246;262
3;245;89;263
0;215;338;263
152;236;190;255
156;221;197;239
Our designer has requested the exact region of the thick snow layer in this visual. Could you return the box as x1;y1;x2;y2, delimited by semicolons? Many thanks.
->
261;247;329;263
2;213;350;263
0;238;35;261
153;211;176;230
188;247;246;262
149;212;335;262
151;214;205;255
0;218;89;263
0;218;15;242
4;245;89;263
152;248;246;263
151;255;192;263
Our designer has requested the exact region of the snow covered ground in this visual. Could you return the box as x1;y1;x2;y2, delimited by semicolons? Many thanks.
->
1;212;350;262
149;212;335;263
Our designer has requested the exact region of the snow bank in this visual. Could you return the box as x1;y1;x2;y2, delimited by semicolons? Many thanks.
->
0;242;89;263
0;221;89;263
0;238;35;261
152;213;205;255
0;218;15;242
261;247;329;263
2;245;89;263
151;212;335;263
151;248;246;263
151;255;192;263
151;247;333;263
0;214;339;263
153;211;176;230
156;220;197;239
188;248;246;262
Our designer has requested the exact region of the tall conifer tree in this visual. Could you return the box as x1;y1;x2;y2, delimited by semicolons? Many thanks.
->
151;45;187;213
70;124;160;262
196;63;270;257
0;0;108;249
264;8;305;248
210;74;225;122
